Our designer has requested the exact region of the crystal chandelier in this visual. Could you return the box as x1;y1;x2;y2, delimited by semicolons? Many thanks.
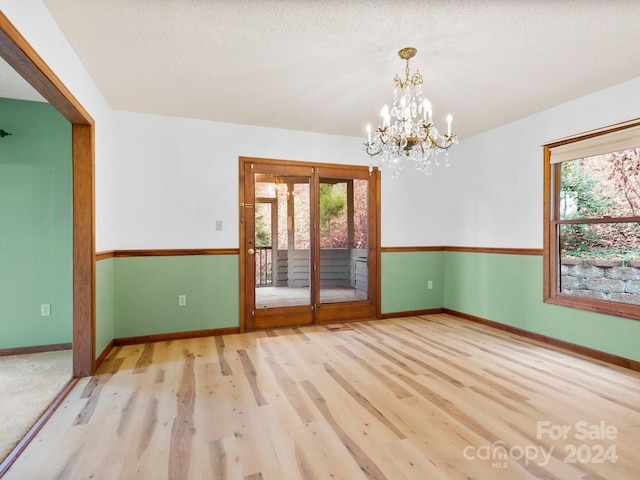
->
364;47;457;177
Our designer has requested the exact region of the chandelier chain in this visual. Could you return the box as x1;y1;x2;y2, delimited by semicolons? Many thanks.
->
405;58;410;86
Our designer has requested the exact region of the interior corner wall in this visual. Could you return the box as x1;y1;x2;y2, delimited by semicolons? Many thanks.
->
381;251;444;314
112;254;239;339
0;98;72;348
443;76;640;362
95;257;114;355
104;109;448;338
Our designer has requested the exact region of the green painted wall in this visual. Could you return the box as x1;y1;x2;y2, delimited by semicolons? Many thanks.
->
113;255;239;338
444;251;640;362
97;250;640;364
0;98;72;349
381;251;444;313
96;258;115;357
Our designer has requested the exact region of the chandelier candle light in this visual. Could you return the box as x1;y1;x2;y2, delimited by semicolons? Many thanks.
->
364;47;457;177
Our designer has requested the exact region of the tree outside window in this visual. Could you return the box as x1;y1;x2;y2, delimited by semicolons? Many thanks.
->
545;122;640;319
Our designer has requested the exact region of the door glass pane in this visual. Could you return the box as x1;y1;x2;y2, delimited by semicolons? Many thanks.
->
319;178;368;303
254;202;272;287
254;174;311;308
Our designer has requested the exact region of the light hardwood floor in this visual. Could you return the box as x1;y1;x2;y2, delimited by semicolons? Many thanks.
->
4;314;639;479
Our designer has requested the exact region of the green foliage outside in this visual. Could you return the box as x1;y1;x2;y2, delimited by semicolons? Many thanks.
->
254;179;367;251
560;149;640;259
253;184;346;248
255;211;270;247
560;160;611;255
319;183;346;241
560;161;612;218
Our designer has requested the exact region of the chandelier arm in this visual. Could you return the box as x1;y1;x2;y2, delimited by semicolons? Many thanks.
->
364;142;382;157
426;133;456;151
375;129;386;144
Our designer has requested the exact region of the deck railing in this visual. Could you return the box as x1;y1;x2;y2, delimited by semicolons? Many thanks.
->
255;246;272;286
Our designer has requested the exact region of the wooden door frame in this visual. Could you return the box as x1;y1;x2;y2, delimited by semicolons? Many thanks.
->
313;163;380;324
0;13;96;376
241;159;317;330
239;156;381;331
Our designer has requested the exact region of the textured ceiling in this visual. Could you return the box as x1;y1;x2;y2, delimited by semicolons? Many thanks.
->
15;0;640;139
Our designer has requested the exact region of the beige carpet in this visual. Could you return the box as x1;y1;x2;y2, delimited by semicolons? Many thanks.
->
0;350;72;462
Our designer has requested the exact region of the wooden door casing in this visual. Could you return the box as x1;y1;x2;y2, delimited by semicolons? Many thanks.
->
239;157;380;331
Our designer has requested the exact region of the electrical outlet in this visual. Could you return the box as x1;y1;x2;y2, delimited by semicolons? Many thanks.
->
178;295;187;306
41;304;51;316
216;220;223;231
428;281;433;290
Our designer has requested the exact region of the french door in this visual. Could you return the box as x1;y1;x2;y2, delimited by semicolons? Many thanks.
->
239;157;379;330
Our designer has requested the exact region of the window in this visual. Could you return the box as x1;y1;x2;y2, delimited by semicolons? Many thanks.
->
544;120;640;320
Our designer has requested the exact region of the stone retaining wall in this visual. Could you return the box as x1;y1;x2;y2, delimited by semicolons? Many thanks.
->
560;257;640;305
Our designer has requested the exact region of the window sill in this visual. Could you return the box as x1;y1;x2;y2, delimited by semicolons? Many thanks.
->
544;293;640;322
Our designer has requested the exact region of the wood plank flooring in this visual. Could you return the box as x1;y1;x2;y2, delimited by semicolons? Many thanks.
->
4;314;640;479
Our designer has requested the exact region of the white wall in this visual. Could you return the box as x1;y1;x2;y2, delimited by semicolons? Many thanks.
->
111;110;446;249
445;76;640;248
18;0;637;253
379;156;450;247
1;1;454;252
1;0;117;251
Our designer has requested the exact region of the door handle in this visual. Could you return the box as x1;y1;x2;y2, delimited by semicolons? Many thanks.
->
247;248;255;255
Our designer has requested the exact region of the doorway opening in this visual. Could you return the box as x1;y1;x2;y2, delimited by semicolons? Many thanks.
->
0;12;95;377
0;11;95;474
